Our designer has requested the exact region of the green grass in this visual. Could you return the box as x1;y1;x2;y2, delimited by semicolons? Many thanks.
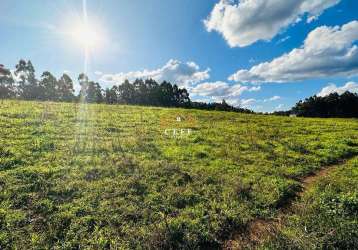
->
264;157;358;249
0;100;357;249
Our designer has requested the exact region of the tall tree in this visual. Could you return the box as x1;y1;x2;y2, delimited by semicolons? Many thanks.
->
15;60;39;100
174;85;190;106
145;79;159;105
105;87;118;104
78;73;89;103
39;71;58;101
132;79;146;104
0;65;15;98
159;81;174;106
118;80;135;104
58;74;75;102
88;82;103;103
78;73;103;103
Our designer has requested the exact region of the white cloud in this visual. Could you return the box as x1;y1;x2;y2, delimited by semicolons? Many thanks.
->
275;104;285;110
204;0;340;47
94;71;103;76
191;81;260;97
264;95;281;102
317;81;358;97
190;81;261;108
213;94;281;108
240;98;257;106
270;95;281;101
229;21;358;83
214;97;257;108
99;59;210;88
248;86;261;92
229;98;259;108
276;36;291;44
191;81;237;96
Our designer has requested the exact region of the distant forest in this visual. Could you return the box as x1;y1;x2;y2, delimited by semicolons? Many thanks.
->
0;60;252;113
280;92;358;118
273;91;358;118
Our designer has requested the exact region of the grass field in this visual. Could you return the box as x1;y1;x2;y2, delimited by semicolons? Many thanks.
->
0;100;357;249
264;157;358;249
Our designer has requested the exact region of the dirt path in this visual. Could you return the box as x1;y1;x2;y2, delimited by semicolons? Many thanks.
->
223;161;346;250
299;165;338;194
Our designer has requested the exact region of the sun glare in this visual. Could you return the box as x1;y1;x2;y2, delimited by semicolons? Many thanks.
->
70;21;102;49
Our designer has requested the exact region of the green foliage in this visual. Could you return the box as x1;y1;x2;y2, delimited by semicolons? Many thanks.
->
14;60;39;100
291;92;358;118
0;100;357;249
0;66;15;99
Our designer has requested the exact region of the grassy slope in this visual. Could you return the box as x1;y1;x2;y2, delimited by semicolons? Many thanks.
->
264;156;358;249
0;100;357;249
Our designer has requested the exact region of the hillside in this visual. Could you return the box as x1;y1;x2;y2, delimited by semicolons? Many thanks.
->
0;100;358;249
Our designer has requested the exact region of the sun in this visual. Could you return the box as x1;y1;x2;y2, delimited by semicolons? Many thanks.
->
70;21;102;49
58;0;108;73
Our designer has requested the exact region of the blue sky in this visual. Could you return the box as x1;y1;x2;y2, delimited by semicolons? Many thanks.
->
1;0;358;112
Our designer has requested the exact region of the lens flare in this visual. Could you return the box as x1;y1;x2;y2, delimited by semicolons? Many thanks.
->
70;22;101;49
60;0;106;63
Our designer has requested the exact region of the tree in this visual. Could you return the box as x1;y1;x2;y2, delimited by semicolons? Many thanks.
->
176;86;190;106
78;73;103;103
132;79;146;104
39;71;58;101
158;81;174;106
144;79;159;105
78;73;89;103
105;87;118;104
88;82;103;103
58;74;75;102
0;66;15;98
15;60;39;100
118;80;135;104
291;92;358;118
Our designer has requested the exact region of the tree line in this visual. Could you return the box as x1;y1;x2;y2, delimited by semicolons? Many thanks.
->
273;92;358;118
2;60;357;117
0;60;76;102
0;60;252;113
291;92;358;118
